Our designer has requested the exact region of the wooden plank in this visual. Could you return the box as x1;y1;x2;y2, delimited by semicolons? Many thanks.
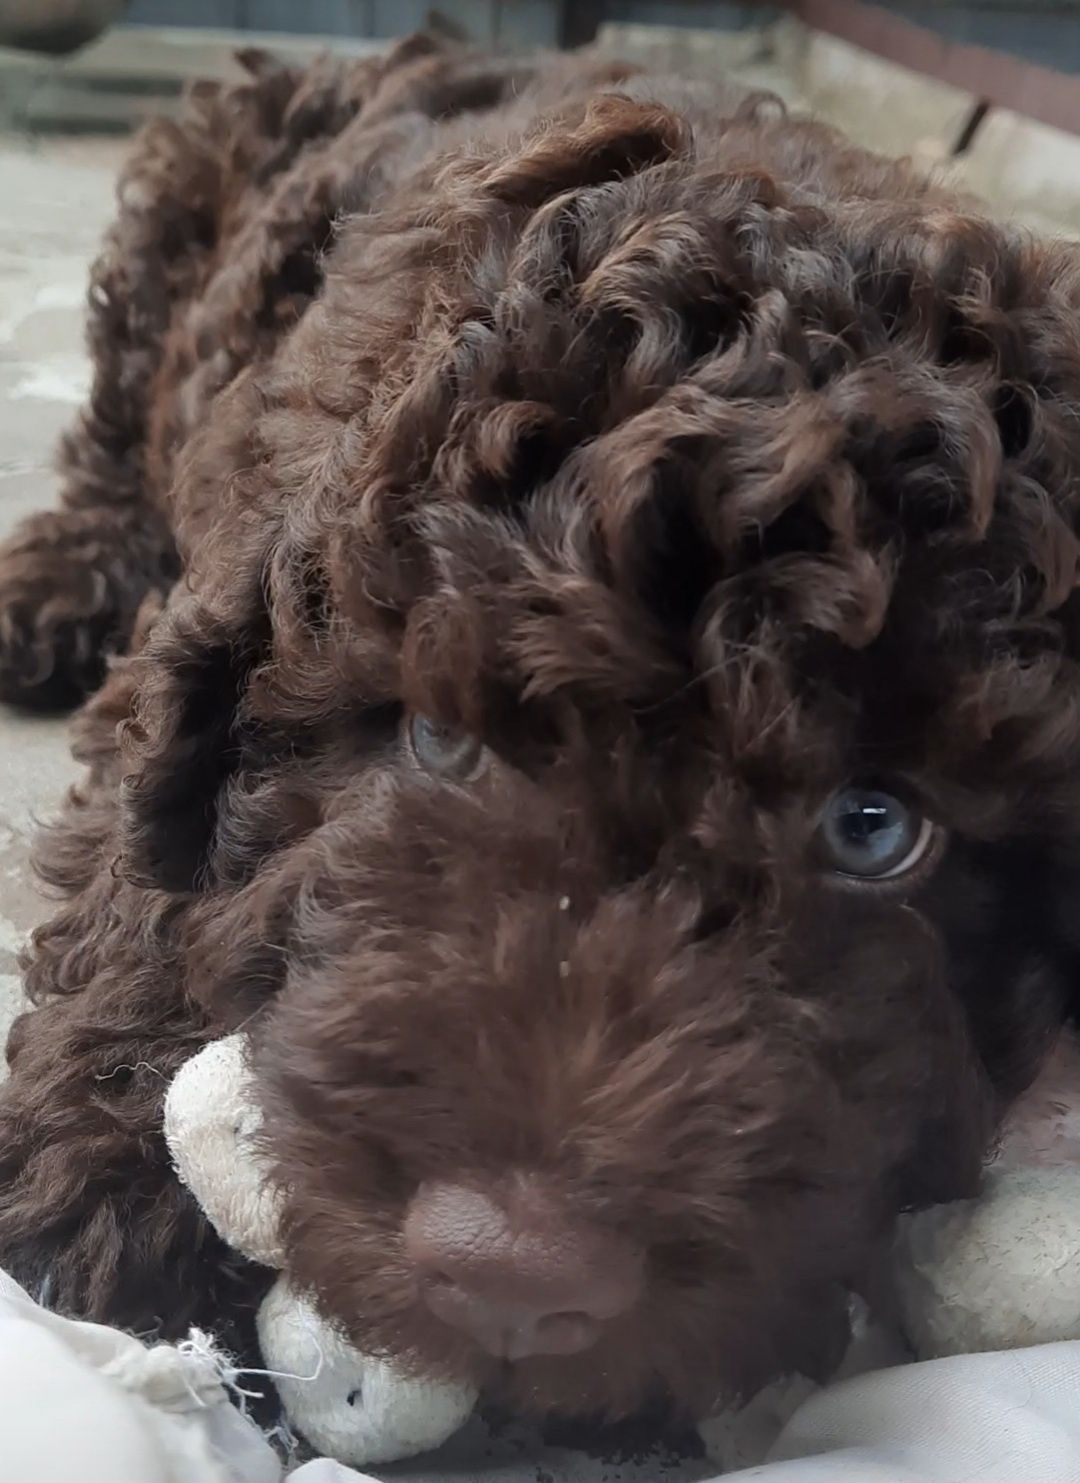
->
878;4;1080;74
789;0;1080;136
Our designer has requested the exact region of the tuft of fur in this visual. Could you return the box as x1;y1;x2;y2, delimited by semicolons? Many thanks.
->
3;35;1080;1420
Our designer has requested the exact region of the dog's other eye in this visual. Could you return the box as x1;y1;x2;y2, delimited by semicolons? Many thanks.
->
407;714;485;781
819;785;936;882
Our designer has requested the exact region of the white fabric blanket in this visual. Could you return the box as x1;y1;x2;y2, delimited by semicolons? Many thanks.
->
4;1266;1080;1483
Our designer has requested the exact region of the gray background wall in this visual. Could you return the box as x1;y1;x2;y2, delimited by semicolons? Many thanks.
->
120;1;1080;75
124;0;578;46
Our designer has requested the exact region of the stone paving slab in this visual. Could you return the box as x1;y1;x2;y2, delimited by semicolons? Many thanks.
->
0;135;116;1037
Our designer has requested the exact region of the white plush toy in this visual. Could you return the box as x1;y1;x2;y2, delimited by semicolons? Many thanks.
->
164;1029;1080;1474
894;1030;1080;1361
163;1036;477;1468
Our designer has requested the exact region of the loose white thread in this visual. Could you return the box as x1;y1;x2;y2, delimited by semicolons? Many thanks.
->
178;1317;328;1411
94;1061;166;1083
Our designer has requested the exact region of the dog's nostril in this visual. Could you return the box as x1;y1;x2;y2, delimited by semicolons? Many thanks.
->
421;1268;457;1293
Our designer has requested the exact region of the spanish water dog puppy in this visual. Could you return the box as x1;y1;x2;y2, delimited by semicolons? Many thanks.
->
1;34;1080;1422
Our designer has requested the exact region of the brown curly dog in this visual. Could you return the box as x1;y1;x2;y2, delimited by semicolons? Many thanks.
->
2;33;1080;1423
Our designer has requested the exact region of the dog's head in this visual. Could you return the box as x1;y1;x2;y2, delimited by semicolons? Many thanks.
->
118;88;1080;1417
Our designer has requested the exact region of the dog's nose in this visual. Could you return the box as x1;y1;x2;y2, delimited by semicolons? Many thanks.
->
404;1180;644;1361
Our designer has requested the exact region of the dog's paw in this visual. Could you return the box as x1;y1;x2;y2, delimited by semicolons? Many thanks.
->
0;507;171;709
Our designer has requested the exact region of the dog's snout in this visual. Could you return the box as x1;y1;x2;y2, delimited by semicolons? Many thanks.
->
404;1180;644;1360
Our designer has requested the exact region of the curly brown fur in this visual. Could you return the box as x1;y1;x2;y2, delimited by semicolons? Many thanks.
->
3;35;1080;1422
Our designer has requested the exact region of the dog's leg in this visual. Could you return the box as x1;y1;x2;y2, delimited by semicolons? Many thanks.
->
0;803;268;1347
0;962;217;1329
0;975;270;1353
0;653;265;1346
0;67;254;711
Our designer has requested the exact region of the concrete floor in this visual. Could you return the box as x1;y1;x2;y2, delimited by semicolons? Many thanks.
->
0;137;119;1036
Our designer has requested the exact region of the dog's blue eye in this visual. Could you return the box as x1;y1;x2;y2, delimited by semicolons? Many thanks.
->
819;786;933;881
407;714;485;781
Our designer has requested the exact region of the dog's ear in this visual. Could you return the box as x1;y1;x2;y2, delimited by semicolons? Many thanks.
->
482;93;688;209
117;574;269;895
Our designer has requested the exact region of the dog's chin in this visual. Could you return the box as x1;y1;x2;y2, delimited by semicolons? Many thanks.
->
497;1346;671;1420
376;1309;719;1421
345;1303;662;1418
335;1272;838;1421
391;1281;859;1420
319;1240;855;1420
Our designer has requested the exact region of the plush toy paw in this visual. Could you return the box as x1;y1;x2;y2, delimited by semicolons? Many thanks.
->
894;1034;1080;1362
163;1035;285;1269
258;1279;477;1466
162;1034;478;1466
896;1164;1080;1360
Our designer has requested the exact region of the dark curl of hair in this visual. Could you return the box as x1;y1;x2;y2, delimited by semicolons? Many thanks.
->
2;34;1080;1421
